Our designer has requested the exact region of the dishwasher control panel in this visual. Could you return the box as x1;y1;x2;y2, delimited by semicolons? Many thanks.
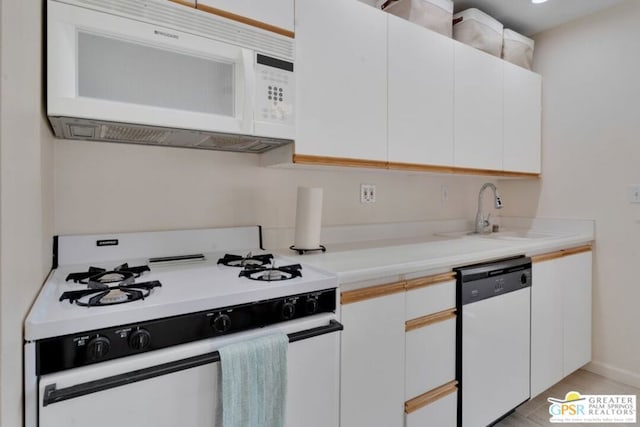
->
456;256;531;305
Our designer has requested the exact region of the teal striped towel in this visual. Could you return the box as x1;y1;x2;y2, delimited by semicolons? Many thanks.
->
219;333;288;427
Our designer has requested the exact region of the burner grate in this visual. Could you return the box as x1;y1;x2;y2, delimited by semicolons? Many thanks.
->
239;264;302;282
217;253;274;268
66;263;150;287
59;281;162;307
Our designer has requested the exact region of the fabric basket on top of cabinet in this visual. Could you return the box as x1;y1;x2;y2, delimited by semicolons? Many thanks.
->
502;28;535;70
453;8;503;57
379;0;454;37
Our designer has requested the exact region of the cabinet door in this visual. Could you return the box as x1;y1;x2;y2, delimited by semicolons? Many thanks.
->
388;16;454;167
531;259;564;398
454;43;503;171
561;251;593;375
405;317;456;400
295;0;388;161
286;331;340;427
503;62;541;174
198;0;294;32
341;293;405;427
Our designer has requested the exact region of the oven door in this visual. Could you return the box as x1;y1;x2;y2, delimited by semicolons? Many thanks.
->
47;0;254;136
37;315;341;427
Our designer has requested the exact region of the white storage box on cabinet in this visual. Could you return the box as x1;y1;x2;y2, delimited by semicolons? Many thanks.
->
453;8;504;57
502;29;534;70
383;0;453;37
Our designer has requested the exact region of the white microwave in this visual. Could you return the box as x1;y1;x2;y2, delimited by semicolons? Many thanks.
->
47;0;295;153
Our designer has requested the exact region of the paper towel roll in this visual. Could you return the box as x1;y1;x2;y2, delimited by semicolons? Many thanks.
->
294;187;323;249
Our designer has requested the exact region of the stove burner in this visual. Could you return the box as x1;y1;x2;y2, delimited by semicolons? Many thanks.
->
59;281;162;307
66;263;150;287
217;252;274;268
239;264;302;282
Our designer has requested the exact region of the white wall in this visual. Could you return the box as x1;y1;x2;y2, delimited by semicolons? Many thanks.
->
54;139;488;236
0;1;54;427
499;0;640;386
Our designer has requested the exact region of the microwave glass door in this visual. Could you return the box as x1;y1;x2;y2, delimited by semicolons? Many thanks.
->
77;32;234;117
48;1;254;136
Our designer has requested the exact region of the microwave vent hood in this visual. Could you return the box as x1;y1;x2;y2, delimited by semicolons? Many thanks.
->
49;117;290;154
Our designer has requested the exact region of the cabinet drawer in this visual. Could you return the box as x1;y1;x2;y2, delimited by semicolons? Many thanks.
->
405;278;455;320
405;383;457;427
405;316;456;400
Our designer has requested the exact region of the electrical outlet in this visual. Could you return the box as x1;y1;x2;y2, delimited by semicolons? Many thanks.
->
360;184;376;203
629;185;640;204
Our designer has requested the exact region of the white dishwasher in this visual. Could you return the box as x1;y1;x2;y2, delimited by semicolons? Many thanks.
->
455;256;532;427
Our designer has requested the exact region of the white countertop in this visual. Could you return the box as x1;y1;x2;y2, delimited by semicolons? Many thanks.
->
276;220;594;289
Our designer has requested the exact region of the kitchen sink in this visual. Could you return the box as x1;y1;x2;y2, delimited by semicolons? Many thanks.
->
475;230;562;240
436;230;565;241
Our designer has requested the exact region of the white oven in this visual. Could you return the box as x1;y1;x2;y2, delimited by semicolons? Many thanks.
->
47;0;295;151
28;315;340;427
24;227;340;427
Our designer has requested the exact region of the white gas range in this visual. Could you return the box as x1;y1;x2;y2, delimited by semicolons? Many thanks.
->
24;226;341;427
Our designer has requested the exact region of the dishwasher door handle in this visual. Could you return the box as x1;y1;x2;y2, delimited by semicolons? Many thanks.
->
43;320;343;407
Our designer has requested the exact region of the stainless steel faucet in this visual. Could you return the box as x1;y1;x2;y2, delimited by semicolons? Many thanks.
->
475;183;503;234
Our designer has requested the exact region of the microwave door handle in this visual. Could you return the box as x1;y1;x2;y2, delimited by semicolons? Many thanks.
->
42;320;343;407
240;49;255;134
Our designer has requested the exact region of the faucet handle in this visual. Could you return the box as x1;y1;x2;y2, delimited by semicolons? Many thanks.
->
483;213;491;228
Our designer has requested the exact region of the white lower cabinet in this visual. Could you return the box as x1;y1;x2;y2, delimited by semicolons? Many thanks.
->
406;390;457;427
340;288;406;427
531;248;593;398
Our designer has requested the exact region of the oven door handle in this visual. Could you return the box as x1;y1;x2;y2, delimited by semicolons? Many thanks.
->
42;320;343;407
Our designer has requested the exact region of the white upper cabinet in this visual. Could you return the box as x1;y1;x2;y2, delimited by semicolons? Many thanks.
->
295;0;388;162
503;61;542;174
454;42;504;171
197;0;294;32
388;15;454;167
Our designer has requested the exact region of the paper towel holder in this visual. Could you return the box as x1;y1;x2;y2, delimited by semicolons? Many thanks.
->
289;245;326;255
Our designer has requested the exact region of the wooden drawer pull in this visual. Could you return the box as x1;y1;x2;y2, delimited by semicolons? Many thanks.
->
532;244;592;263
405;380;458;414
405;309;456;332
341;281;406;305
406;272;455;291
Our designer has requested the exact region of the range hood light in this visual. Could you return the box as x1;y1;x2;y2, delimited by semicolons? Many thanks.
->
531;0;548;3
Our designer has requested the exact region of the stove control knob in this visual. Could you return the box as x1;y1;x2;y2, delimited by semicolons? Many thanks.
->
521;273;529;285
86;336;111;361
129;329;151;351
281;301;296;320
305;297;319;315
212;314;231;333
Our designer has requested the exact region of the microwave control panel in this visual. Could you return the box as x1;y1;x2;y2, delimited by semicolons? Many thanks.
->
255;54;294;126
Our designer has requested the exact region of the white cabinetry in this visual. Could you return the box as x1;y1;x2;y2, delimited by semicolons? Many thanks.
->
197;0;294;32
561;250;593;375
454;42;503;171
531;248;592;398
503;62;542;173
295;0;388;162
340;288;405;427
388;15;454;167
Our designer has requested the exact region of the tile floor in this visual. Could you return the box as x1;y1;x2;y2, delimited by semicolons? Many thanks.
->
495;369;640;426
